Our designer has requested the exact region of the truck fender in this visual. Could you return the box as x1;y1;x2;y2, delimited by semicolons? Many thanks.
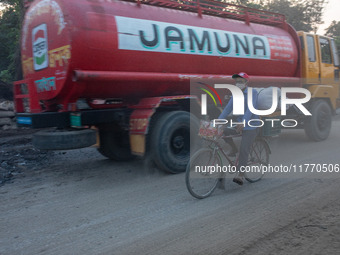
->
129;95;200;156
307;85;337;111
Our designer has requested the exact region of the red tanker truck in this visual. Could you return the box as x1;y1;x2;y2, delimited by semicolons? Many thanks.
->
14;0;340;173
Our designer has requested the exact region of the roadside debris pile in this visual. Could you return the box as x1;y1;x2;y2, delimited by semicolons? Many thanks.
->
0;130;54;186
0;100;16;130
0;80;16;130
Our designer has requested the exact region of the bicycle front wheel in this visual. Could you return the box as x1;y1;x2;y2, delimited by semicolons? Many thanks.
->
245;138;270;183
185;148;223;199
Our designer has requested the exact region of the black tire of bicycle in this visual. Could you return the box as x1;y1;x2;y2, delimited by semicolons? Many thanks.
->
245;137;270;183
185;147;223;199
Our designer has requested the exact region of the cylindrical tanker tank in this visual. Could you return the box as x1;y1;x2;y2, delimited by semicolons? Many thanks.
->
21;0;300;109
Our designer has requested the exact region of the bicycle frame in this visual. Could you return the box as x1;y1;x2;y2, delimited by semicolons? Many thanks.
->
203;133;241;168
203;132;269;171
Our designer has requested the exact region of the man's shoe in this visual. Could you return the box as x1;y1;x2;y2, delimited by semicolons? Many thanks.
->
233;176;244;186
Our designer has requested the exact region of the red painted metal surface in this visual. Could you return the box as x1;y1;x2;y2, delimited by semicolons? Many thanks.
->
129;95;198;134
14;79;41;113
20;0;301;113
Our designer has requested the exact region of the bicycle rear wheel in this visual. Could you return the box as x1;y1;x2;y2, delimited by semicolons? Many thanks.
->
185;148;223;199
245;138;270;183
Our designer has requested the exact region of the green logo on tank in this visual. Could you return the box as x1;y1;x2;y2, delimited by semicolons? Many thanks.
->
35;54;46;66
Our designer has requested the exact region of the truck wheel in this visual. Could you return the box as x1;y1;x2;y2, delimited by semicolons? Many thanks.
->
33;129;96;150
150;111;200;173
304;100;332;141
98;125;135;161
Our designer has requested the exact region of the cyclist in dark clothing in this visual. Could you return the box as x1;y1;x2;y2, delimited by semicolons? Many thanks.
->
218;72;259;185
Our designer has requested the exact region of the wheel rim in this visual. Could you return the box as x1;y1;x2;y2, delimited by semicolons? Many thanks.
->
170;127;190;159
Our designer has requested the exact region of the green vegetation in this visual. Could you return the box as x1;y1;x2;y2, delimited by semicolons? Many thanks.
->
0;0;25;84
325;21;340;48
236;0;327;32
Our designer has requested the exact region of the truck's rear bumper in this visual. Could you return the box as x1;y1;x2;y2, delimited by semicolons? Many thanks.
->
17;112;70;128
16;109;131;128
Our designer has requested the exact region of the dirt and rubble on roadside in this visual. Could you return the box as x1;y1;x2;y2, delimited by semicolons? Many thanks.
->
0;100;16;131
1;81;52;184
0;81;16;130
0;128;55;186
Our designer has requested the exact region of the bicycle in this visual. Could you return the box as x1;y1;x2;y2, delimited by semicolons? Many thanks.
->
185;120;271;199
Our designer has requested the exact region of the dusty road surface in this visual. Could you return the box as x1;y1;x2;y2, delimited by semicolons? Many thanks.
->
1;117;340;255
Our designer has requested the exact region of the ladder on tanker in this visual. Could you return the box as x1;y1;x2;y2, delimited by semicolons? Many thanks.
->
125;0;286;26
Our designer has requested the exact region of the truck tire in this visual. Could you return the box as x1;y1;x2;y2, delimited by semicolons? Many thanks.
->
33;129;96;150
150;111;200;173
97;125;135;161
304;99;332;141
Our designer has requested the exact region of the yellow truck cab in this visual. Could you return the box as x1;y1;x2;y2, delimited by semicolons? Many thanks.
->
298;32;340;111
296;32;340;141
